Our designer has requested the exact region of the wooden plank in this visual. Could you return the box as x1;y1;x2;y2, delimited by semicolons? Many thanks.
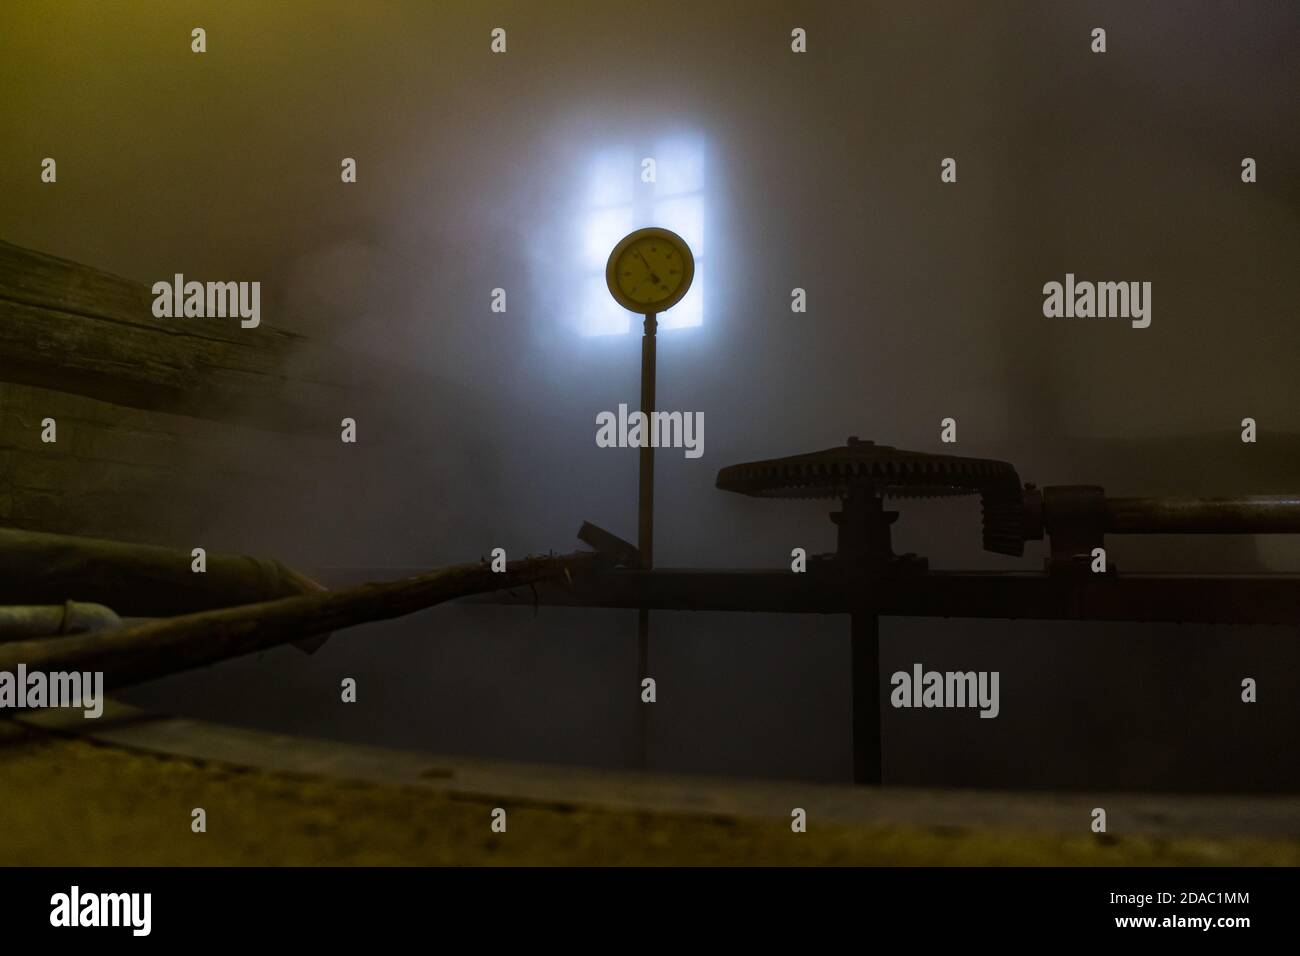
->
0;380;342;473
0;380;344;543
0;239;352;431
0;239;162;331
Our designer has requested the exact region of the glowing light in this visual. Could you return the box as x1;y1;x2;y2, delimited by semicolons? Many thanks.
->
576;134;706;336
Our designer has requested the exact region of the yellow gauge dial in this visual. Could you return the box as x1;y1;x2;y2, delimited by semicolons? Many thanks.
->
606;227;694;314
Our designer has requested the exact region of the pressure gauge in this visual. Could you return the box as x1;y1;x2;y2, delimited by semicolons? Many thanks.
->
606;226;694;314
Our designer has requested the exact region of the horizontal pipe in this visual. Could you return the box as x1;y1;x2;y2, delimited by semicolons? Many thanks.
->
0;552;602;696
0;527;323;616
0;602;122;642
466;566;1300;625
1105;496;1300;534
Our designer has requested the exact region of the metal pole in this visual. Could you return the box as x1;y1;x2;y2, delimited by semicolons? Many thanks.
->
636;313;657;769
850;608;882;784
835;488;885;785
638;314;658;567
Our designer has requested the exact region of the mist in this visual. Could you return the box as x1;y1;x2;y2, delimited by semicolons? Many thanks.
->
2;0;1298;790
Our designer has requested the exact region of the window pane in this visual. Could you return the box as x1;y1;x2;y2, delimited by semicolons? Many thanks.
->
575;136;706;336
653;194;704;259
659;260;702;330
582;204;636;272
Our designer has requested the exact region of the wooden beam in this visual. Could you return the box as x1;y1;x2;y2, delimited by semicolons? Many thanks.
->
576;521;642;568
0;239;349;432
0;527;320;616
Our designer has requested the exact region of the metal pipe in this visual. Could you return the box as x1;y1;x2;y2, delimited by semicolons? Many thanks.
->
850;609;882;785
1105;496;1300;534
0;602;122;642
636;312;658;770
637;313;658;568
0;552;601;695
467;566;1300;625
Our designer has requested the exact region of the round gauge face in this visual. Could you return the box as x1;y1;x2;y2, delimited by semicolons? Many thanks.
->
605;227;695;314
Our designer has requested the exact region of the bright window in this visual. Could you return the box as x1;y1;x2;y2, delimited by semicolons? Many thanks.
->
578;136;705;336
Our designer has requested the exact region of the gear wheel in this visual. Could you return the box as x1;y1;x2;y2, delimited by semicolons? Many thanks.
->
715;437;1026;556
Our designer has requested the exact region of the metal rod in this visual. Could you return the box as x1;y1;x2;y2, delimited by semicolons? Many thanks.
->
1;552;603;695
637;607;650;768
851;609;882;785
636;312;657;769
638;313;658;568
837;490;887;785
470;566;1300;625
1105;496;1300;534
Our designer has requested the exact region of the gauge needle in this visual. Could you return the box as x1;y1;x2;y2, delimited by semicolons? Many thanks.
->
634;249;661;285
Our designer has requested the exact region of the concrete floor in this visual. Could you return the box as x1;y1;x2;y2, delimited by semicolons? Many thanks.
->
3;701;1297;865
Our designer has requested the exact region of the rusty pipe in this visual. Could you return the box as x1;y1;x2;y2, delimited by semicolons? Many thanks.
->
1104;496;1300;534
